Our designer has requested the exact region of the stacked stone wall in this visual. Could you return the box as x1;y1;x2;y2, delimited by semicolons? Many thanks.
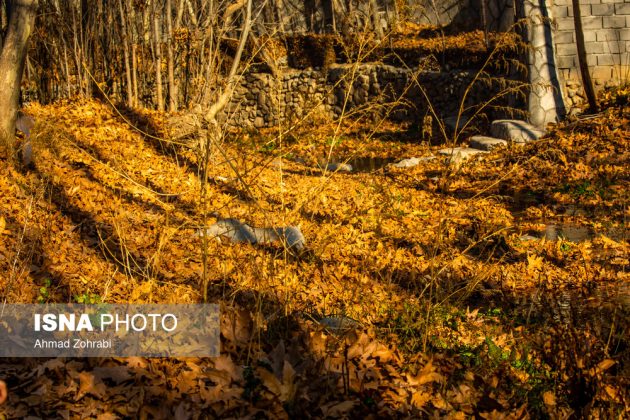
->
220;64;503;130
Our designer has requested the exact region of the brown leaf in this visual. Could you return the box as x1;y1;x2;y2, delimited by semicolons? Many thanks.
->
268;339;286;378
407;360;444;386
213;354;242;383
321;400;358;417
121;357;147;369
93;366;133;385
76;371;107;400
257;366;282;397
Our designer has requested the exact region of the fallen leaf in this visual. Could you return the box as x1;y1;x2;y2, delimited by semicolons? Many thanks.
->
411;390;431;410
542;391;556;406
596;359;616;373
407;360;444;386
76;371;107;400
321;400;357;417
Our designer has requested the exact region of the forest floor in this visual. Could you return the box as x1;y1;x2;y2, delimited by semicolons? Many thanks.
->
0;94;628;418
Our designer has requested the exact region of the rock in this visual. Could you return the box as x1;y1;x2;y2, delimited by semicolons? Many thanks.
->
490;119;546;143
326;162;353;172
469;136;508;151
254;117;265;128
319;316;360;333
438;147;488;164
392;156;435;168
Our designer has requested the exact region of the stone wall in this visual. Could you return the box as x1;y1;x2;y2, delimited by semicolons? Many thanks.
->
221;64;503;130
550;0;630;109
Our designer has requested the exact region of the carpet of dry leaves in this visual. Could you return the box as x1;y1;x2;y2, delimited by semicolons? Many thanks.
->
0;97;628;418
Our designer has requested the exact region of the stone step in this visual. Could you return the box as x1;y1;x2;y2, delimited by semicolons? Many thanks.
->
469;136;508;151
438;147;488;164
490;119;546;143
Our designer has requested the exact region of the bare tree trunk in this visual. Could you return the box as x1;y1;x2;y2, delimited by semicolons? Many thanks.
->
153;4;164;111
166;0;177;111
480;0;489;48
322;0;335;33
571;0;598;112
118;0;134;107
304;0;316;32
0;0;38;161
132;43;139;106
62;40;71;97
272;0;286;34
369;0;383;39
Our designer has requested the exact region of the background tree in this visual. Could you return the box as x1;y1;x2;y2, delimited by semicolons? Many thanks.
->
0;0;38;161
571;0;598;112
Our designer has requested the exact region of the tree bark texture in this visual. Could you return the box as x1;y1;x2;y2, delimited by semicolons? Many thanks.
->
0;0;38;161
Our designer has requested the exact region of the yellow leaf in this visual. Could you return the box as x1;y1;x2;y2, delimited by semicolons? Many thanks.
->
543;391;556;406
600;235;623;249
411;391;432;410
596;359;616;373
603;384;620;401
527;254;544;272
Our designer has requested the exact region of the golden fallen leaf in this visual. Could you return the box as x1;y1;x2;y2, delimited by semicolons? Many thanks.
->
542;391;556;406
591;358;616;376
597;359;616;372
603;384;620;402
411;390;432;410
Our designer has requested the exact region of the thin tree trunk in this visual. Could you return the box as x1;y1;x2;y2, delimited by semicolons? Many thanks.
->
118;0;134;107
184;0;197;27
480;0;489;48
571;0;598;112
153;5;164;111
369;0;383;39
322;0;335;33
62;41;71;97
166;0;177;111
132;43;139;106
0;0;38;161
